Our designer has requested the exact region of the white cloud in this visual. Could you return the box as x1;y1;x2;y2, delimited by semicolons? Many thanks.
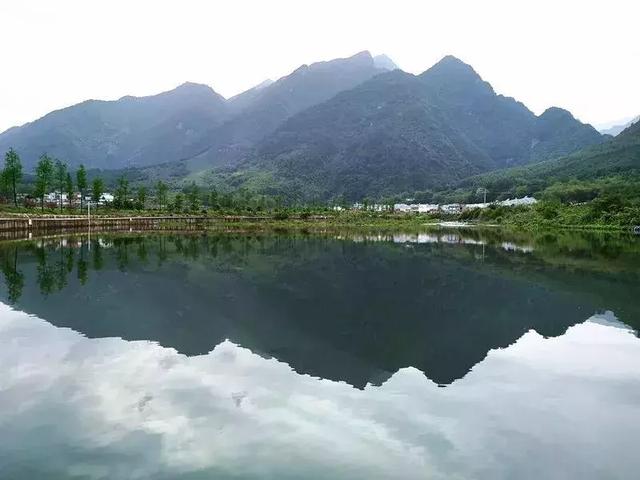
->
1;304;639;479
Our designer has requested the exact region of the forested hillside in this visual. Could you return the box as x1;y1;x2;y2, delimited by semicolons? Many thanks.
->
203;56;606;201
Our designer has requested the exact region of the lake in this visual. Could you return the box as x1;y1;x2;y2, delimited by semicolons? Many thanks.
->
0;227;639;479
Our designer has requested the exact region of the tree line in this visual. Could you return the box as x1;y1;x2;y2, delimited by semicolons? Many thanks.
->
2;148;303;214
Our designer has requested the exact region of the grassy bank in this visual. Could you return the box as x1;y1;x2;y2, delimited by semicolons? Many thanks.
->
0;201;638;233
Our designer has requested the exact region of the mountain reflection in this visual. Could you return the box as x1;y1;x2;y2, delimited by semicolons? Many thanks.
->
0;230;638;388
1;305;639;480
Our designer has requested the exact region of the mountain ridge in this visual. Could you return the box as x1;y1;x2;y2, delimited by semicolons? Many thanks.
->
0;52;609;203
204;55;606;201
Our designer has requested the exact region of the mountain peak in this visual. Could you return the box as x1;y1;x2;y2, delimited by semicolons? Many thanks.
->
373;54;398;71
422;55;481;79
350;50;373;60
174;81;216;94
539;106;575;119
419;55;493;98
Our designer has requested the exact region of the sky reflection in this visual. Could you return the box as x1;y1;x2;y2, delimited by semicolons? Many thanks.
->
1;304;639;480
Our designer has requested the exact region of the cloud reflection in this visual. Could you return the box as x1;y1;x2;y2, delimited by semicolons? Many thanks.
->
1;304;639;479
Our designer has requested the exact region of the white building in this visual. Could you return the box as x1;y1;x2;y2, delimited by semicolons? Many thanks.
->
100;193;114;204
498;196;538;207
440;204;463;214
393;203;439;213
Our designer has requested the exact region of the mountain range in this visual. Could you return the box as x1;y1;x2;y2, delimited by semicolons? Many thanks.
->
215;56;605;200
0;51;614;200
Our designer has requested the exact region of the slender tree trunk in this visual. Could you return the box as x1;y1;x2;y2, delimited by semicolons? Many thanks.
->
12;177;17;207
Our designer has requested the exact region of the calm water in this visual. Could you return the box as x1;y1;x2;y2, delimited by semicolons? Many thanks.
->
0;228;639;479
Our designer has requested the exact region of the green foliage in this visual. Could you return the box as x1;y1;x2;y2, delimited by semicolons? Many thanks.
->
172;193;184;212
76;164;87;208
54;159;67;211
34;154;54;211
441;125;640;205
184;182;200;212
114;176;130;209
202;59;604;202
3;148;23;206
155;180;168;210
65;172;74;208
135;186;147;210
91;177;104;204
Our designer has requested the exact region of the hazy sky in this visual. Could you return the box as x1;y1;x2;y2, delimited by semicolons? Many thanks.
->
1;0;638;132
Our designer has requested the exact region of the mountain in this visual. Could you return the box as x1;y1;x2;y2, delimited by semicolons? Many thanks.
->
214;56;606;201
182;50;388;171
0;51;386;172
599;116;640;136
226;79;274;114
0;82;228;170
1;52;608;201
443;114;640;202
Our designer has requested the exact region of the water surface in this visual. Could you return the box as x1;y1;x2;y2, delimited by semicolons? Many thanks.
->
1;228;639;479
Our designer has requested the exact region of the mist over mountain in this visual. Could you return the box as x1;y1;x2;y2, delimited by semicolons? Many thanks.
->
599;116;640;136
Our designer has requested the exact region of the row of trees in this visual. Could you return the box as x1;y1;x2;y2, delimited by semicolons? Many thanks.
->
3;148;264;213
3;148;329;214
2;148;105;210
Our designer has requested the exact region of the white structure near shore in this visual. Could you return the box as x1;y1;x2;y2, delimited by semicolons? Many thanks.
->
391;196;538;214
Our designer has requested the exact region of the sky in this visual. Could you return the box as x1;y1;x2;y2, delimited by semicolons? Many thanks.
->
0;0;638;132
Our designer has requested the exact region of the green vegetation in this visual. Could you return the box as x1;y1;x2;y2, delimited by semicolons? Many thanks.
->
91;177;104;205
2;148;23;206
34;154;54;211
0;112;636;230
432;121;640;204
458;199;640;230
76;164;87;209
198;58;604;202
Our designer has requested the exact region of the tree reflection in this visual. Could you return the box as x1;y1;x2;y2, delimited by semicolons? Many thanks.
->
77;241;88;285
92;240;104;271
36;247;55;296
0;246;24;304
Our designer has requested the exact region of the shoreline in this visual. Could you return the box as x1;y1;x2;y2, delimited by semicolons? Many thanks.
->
0;215;636;243
0;209;637;235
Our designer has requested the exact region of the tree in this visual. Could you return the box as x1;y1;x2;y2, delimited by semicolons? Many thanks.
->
91;177;104;207
114;176;129;209
65;173;74;209
3;148;23;206
155;180;168;210
76;164;87;210
54;159;67;211
209;188;219;210
185;182;200;212
173;193;184;212
135;186;147;210
34;154;54;211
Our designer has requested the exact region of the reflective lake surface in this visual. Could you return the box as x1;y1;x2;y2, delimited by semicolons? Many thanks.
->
1;228;639;479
